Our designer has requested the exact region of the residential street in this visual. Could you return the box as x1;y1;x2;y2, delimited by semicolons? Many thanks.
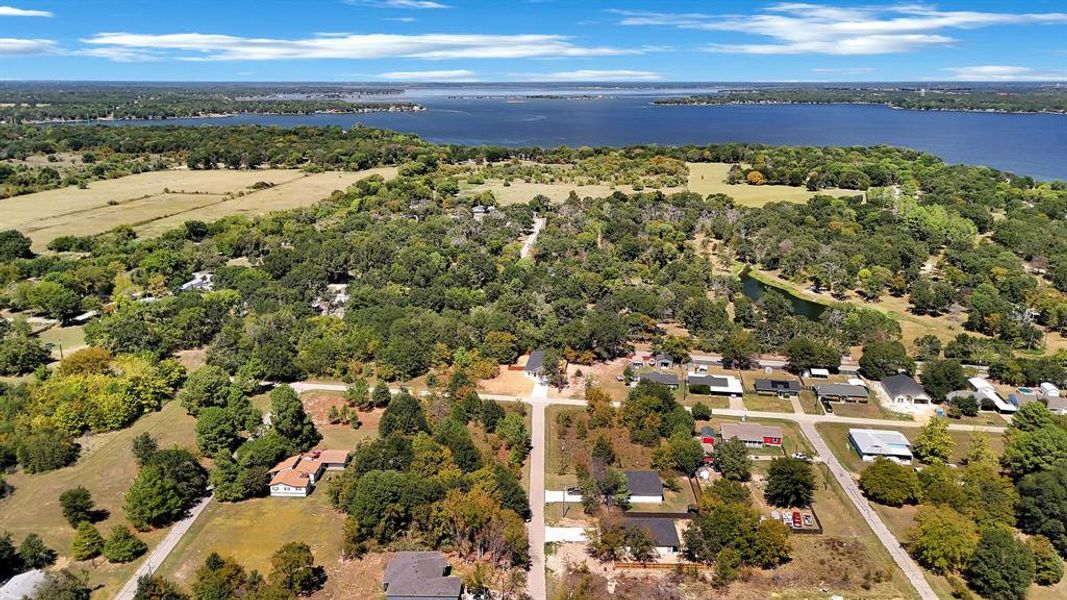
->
527;381;549;600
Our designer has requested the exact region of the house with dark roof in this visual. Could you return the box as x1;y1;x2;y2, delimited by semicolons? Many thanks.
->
621;518;680;556
383;552;461;600
812;383;869;403
687;374;744;396
881;374;931;405
754;378;802;398
625;470;664;503
524;350;546;380
638;371;679;389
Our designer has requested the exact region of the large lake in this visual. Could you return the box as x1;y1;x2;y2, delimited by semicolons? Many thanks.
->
103;91;1067;180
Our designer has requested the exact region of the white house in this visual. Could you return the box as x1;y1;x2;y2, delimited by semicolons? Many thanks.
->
969;377;1018;413
848;429;913;464
269;449;350;497
621;518;680;557
881;374;931;404
626;470;664;504
1040;382;1060;398
179;271;214;292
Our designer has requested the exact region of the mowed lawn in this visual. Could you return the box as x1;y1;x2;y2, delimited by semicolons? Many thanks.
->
686;162;858;207
37;324;87;359
0;400;197;596
2;167;396;251
815;422;1006;474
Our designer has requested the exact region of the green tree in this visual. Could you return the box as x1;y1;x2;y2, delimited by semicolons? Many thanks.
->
103;525;147;563
379;390;428;437
691;402;712;421
123;464;185;531
1012;401;1056;432
859;458;921;506
134;574;190;600
912;417;955;464
132;432;158;465
18;533;55;569
16;429;78;473
920;360;968;402
0;533;18;580
905;505;978;573
764;457;815;507
859;340;914;380
34;570;91;600
433;417;483;472
345;378;371;410
720;329;758;369
192;552;247;600
1028;535;1064;586
713;438;752;481
270;384;321;452
71;522;104;560
177;366;237;416
268;541;322;596
195;407;240;455
496;412;530;464
591;436;615;464
372;381;391;408
59;486;96;527
714;547;742;588
751;519;791;568
965;528;1034;600
624;525;657;563
0;229;33;261
1001;424;1067;477
668;432;705;475
1016;462;1067;556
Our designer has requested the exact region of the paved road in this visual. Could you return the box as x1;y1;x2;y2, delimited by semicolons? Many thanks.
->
527;382;549;600
800;421;939;600
115;495;212;600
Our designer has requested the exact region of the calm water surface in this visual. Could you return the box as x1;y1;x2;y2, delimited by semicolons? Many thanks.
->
103;93;1067;180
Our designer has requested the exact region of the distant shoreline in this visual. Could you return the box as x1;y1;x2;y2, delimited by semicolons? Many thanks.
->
653;99;1067;116
19;104;425;124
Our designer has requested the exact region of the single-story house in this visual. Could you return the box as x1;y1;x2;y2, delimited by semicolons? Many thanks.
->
969;377;1018;413
720;422;783;448
1040;382;1061;398
621;518;680;556
812;383;870;402
687;374;744;396
179;271;214;292
524;350;546;380
269;449;350;497
383;551;462;600
654;354;674;369
638;371;679;389
754;378;802;398
626;470;665;504
689;354;723;373
881;374;931;404
1046;395;1067;416
848;429;913;463
696;426;716;458
0;569;46;600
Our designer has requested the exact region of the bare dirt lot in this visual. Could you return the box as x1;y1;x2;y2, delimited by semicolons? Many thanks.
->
1;167;396;250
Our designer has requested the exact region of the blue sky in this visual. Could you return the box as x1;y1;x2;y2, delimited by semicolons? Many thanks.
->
2;0;1066;82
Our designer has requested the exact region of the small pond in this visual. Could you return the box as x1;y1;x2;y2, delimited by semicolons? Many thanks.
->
738;268;828;321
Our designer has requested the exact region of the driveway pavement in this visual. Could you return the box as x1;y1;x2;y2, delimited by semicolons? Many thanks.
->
115;495;212;600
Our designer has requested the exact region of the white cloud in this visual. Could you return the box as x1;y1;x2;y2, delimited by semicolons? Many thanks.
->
0;37;59;55
518;69;662;82
0;6;53;17
612;4;1067;55
810;67;876;74
379;69;478;80
944;65;1067;81
384;17;417;22
80;32;640;61
343;0;449;9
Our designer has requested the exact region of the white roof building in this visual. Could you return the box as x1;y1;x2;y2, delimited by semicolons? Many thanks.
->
848;429;913;463
0;570;46;600
1040;382;1060;398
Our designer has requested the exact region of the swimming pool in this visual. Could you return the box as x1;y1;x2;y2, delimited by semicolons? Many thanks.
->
1018;387;1035;394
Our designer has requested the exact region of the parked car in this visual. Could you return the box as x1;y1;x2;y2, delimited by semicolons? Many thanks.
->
821;400;834;413
792;452;812;461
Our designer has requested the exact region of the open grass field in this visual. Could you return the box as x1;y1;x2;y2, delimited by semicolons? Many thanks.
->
829;400;914;421
686;162;858;207
0;400;197;596
1;167;396;250
155;487;346;586
815;422;1005;474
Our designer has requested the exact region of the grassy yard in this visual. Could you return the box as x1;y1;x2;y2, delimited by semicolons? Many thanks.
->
797;390;824;415
678;393;730;409
155;486;346;586
0;401;197;597
37;324;87;359
741;393;794;413
686;163;857;207
830;401;914;421
700;415;814;457
816;422;1006;475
